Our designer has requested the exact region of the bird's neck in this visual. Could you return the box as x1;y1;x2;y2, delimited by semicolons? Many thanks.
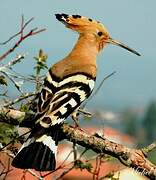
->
53;34;100;79
67;34;99;63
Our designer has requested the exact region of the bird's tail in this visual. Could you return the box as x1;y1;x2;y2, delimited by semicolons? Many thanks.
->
12;124;61;171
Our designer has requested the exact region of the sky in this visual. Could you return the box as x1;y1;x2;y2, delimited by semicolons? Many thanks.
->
0;0;156;111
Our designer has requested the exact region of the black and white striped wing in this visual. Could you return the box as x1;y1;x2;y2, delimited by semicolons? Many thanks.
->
38;73;95;127
36;70;58;119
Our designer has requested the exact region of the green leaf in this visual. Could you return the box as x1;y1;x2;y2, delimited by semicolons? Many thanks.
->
34;49;48;63
74;160;93;172
20;104;29;112
104;172;119;180
0;123;18;145
34;49;48;75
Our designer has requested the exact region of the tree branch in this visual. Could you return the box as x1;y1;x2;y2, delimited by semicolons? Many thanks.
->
62;124;156;179
0;108;156;179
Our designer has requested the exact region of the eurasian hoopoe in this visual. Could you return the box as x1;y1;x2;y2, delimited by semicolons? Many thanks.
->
12;13;140;171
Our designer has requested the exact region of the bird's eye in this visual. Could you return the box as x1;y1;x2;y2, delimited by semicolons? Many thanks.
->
97;31;103;36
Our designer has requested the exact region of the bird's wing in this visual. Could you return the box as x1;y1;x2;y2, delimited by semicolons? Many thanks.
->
36;73;95;128
35;70;58;119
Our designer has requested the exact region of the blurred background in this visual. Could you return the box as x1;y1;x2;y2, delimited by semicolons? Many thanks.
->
0;0;156;165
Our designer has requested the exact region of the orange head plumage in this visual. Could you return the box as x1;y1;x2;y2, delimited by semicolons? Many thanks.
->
55;13;140;56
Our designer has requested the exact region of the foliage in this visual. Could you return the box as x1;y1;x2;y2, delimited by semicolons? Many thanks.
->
0;123;18;145
104;172;120;180
33;49;48;91
34;49;48;75
74;159;93;172
0;49;47;147
20;104;30;112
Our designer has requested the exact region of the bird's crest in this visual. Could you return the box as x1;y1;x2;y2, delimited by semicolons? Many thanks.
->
55;13;109;37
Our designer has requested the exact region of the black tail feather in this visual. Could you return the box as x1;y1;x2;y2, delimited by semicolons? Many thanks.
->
12;142;56;171
12;124;62;171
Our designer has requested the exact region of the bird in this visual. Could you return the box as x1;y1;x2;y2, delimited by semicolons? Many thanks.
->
12;13;140;171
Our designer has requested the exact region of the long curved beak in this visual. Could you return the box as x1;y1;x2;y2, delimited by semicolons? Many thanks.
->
109;38;141;56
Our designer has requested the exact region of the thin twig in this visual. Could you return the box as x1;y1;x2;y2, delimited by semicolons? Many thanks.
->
23;169;43;180
6;54;25;68
1;71;23;93
20;15;24;39
90;71;116;101
79;148;88;159
0;54;26;72
0;16;34;45
4;71;39;84
3;92;35;107
83;71;116;107
0;15;46;61
73;142;77;162
142;141;156;154
0;130;31;152
0;160;6;177
93;155;103;180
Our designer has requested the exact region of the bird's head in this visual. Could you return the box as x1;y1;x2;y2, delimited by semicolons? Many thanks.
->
55;13;140;56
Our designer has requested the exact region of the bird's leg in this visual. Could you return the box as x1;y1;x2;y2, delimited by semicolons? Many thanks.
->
71;108;81;129
72;108;92;131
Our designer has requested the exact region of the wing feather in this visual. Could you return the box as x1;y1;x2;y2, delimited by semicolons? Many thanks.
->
36;72;95;127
